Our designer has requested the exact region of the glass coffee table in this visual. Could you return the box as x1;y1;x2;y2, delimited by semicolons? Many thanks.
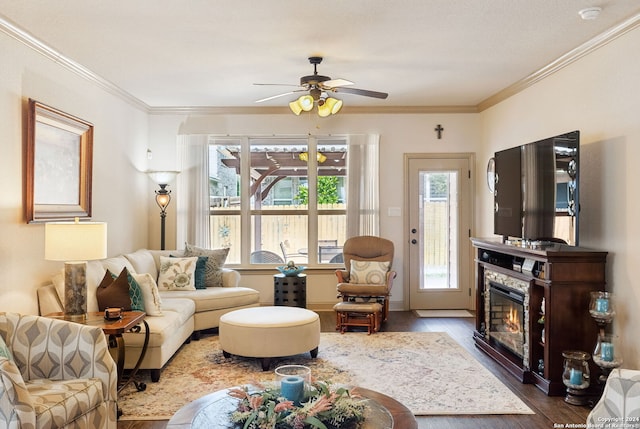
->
166;386;417;429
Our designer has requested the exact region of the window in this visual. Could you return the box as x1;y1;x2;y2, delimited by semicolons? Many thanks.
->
208;136;347;266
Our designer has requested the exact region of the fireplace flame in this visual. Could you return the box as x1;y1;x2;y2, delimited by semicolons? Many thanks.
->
504;306;521;333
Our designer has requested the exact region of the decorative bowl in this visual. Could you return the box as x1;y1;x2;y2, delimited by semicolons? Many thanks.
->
276;266;306;276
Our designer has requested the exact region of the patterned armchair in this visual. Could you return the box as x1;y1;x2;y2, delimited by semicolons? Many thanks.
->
0;312;117;429
587;368;640;426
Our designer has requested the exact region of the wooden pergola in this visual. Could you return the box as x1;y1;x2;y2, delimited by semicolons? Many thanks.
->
221;148;346;201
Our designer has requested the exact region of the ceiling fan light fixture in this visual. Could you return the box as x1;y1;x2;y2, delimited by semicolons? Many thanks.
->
289;100;303;115
299;95;314;111
317;100;331;117
326;97;343;115
289;95;315;115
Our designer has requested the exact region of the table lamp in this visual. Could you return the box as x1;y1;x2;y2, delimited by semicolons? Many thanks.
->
45;218;107;320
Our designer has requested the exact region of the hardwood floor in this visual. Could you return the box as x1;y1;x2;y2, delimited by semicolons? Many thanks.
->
117;310;591;429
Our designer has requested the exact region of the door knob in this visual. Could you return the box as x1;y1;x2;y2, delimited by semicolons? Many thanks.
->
411;239;417;244
411;228;417;234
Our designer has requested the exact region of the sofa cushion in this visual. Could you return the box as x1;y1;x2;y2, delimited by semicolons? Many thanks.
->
131;273;163;316
158;256;198;291
122;298;195;348
100;255;135;277
26;377;104;427
96;269;132;311
158;287;260;313
125;249;159;279
183;243;230;287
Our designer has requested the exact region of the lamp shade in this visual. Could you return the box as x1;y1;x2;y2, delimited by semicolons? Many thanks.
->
147;170;179;185
45;220;107;261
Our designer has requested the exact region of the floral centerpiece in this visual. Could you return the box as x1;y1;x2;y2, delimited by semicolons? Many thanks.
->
228;381;367;429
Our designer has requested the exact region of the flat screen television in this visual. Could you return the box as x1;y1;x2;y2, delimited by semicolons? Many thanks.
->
493;130;579;246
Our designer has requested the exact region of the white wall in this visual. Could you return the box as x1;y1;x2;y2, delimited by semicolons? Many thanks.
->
0;31;151;315
148;112;481;308
478;27;640;368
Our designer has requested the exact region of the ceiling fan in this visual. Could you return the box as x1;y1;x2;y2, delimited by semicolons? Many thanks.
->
254;56;388;116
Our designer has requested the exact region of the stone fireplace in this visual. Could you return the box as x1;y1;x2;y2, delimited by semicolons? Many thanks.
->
483;270;530;370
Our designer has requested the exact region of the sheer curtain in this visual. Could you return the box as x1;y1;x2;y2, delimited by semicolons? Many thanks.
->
346;134;380;237
176;135;210;248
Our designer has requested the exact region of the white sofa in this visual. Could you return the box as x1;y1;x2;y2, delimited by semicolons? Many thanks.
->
37;249;260;381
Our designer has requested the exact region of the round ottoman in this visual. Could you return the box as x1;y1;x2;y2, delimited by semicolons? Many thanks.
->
219;306;320;370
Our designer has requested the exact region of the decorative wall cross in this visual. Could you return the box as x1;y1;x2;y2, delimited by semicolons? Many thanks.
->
435;124;444;139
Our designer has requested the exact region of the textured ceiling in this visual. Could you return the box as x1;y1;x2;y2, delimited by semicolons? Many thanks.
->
1;0;639;109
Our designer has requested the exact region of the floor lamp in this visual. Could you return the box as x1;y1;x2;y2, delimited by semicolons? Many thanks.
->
147;171;179;250
45;218;107;320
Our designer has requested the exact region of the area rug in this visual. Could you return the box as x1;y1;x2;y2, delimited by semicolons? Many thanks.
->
414;309;474;318
118;331;533;420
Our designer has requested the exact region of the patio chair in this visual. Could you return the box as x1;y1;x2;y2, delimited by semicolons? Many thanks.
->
250;250;285;264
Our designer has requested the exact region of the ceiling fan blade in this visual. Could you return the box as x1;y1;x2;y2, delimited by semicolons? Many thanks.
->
333;87;388;99
253;83;301;87
255;89;308;103
322;78;354;88
255;92;295;103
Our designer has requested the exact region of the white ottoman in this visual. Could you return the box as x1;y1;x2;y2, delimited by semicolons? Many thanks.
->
219;306;320;370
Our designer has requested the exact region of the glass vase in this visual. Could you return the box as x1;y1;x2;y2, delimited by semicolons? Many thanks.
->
589;291;615;325
593;333;623;383
562;350;590;390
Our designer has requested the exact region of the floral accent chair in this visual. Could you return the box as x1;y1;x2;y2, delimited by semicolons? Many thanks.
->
0;312;117;429
587;368;640;426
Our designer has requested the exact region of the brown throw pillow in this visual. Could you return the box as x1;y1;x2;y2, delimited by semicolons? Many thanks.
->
96;268;132;311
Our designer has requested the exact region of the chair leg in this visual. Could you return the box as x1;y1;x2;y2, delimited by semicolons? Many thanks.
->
382;298;389;321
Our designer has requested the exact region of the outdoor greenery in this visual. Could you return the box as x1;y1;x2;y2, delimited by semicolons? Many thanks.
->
295;177;340;205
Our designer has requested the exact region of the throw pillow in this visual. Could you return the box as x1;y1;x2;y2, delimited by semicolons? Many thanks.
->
349;260;391;285
157;256;198;291
171;254;208;289
96;269;132;311
125;271;145;312
0;334;13;362
183;243;230;287
131;273;163;316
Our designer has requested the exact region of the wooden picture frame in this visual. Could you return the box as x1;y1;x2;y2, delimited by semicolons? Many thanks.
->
25;99;94;223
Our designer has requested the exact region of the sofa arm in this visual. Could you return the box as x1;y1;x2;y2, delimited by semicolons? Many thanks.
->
0;313;117;406
0;357;36;428
221;268;241;287
36;283;64;316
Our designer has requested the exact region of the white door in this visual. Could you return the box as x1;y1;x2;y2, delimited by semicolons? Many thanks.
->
407;155;473;309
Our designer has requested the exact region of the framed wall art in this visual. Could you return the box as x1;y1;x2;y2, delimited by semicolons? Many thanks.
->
25;99;94;222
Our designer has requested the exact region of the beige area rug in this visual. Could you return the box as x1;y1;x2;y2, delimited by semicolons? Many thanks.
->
118;331;533;420
414;309;474;318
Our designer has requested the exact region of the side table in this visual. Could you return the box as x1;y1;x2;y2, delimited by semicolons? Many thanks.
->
274;273;306;308
46;311;150;394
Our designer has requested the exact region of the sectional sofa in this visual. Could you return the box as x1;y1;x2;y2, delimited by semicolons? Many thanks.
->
37;249;260;381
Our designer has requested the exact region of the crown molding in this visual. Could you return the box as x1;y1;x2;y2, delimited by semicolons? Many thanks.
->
477;12;640;112
148;105;479;115
0;14;150;112
3;11;639;116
